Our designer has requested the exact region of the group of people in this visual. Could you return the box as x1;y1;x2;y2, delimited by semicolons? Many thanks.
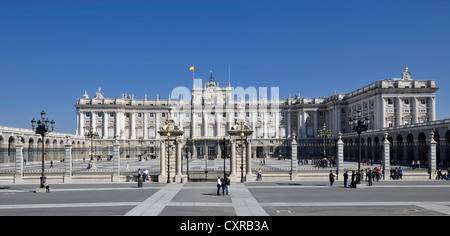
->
341;167;386;188
390;167;403;180
310;158;337;168
137;168;150;182
216;175;231;196
435;168;450;180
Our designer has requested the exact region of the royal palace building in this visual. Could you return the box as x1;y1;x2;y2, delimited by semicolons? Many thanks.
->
74;67;438;159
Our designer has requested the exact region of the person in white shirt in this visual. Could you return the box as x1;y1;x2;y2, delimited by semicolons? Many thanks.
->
216;176;222;195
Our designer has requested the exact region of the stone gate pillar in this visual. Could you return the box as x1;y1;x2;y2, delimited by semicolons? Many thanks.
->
112;139;121;182
336;133;344;180
14;140;24;183
158;140;166;183
64;140;72;183
175;139;183;182
383;133;391;175
290;135;298;181
245;139;253;181
429;131;437;180
230;140;237;182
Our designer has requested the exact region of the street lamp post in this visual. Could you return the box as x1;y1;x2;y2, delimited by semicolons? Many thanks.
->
85;125;98;167
31;111;55;189
222;137;227;177
167;120;171;183
240;122;245;182
348;110;370;183
318;124;332;158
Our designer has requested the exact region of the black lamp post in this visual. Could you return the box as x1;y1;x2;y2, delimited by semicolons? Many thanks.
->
348;110;370;181
167;128;171;183
85;125;99;163
240;122;245;182
31;111;55;189
318;124;332;158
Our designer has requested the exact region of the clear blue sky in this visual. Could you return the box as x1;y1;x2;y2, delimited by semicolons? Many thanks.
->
1;0;449;134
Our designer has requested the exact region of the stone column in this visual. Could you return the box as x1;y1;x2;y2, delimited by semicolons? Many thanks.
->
383;133;390;174
313;111;318;137
301;110;306;138
103;111;108;139
230;140;237;182
112;139;121;182
396;98;402;126
143;112;148;139
14;140;24;183
411;97;418;124
337;133;344;180
287;111;291;138
191;111;196;138
428;97;436;122
245;139;253;181
175;139;183;182
158;140;166;183
290;136;298;181
429;131;437;180
64;141;72;183
380;97;386;129
92;111;97;133
130;112;136;139
79;111;85;136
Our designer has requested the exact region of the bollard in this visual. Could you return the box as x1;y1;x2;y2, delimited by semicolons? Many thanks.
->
137;177;143;188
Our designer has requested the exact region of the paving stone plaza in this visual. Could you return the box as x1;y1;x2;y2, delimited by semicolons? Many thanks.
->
2;180;450;217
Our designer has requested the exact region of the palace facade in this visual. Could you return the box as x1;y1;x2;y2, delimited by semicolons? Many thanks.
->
74;67;438;159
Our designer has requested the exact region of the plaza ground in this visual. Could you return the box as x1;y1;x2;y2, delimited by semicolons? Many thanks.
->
1;179;450;216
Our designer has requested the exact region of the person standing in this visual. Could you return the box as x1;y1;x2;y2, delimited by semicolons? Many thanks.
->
329;170;335;186
343;171;349;188
137;168;141;181
398;167;403;179
367;169;373;186
143;168;149;182
216;176;222;196
225;175;231;195
221;177;227;196
257;168;262;181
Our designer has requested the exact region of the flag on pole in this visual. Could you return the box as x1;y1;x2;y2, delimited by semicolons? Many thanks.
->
189;65;195;80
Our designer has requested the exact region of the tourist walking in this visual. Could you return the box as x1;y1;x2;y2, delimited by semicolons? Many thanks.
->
329;170;335;186
143;168;149;182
